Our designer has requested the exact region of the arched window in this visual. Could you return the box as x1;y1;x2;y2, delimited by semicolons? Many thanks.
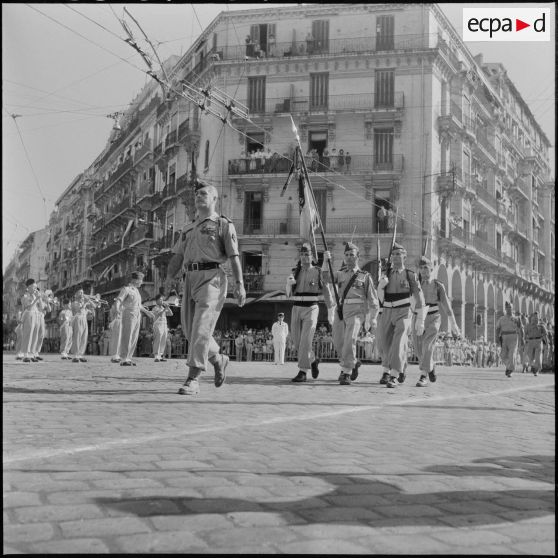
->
204;140;210;169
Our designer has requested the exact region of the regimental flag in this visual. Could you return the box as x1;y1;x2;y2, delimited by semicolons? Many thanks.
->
298;172;320;263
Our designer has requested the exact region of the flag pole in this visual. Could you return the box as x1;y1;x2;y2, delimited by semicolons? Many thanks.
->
289;115;341;315
384;207;399;278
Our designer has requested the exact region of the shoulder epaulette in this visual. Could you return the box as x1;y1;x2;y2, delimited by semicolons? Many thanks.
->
219;214;233;223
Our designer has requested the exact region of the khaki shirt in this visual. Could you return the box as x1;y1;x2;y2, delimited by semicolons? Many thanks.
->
116;286;142;313
173;213;239;265
292;266;322;295
325;266;379;317
386;267;424;308
496;314;522;336
524;323;547;341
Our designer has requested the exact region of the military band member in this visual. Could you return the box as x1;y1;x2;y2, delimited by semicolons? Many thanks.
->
115;272;151;366
108;300;122;363
496;302;524;377
20;279;41;363
414;257;461;387
523;311;548;376
32;288;51;361
286;243;324;382
322;242;379;385
271;312;289;365
377;242;425;388
14;303;24;360
164;180;246;396
58;298;73;359
70;289;95;363
149;294;173;362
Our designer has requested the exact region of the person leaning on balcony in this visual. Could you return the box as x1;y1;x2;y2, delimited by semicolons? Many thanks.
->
496;302;524;377
164;179;246;396
287;243;327;383
376;242;425;388
58;298;73;360
322;242;379;385
114;271;152;366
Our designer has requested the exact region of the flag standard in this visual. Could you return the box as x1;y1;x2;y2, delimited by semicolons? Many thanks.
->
298;171;320;262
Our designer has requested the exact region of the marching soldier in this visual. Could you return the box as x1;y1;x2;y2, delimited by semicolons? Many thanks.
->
413;257;461;387
32;288;51;361
523;311;548;376
114;272;152;366
70;289;96;363
20;279;41;363
496;302;524;377
322;242;379;385
108;300;123;363
164;180;246;395
58;298;73;359
377;242;425;388
286;243;324;382
149;294;174;362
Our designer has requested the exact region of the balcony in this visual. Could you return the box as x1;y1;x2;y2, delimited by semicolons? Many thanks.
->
246;93;404;117
136;180;155;210
472;178;498;212
108;156;133;185
474;127;496;161
128;224;154;246
509;178;529;200
96;275;129;295
218;34;427;63
134;138;152;166
91;243;128;266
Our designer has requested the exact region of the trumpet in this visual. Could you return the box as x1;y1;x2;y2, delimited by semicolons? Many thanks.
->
42;289;58;305
84;293;109;306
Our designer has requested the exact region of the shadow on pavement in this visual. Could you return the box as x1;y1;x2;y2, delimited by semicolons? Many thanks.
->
93;454;555;527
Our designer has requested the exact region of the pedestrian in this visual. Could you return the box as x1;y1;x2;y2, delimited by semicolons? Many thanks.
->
271;312;289;364
523;311;548;376
496;301;524;377
115;272;152;366
100;327;111;356
19;279;41;363
69;289;96;363
58;298;73;359
234;330;245;361
286;243;325;383
108;301;122;363
245;329;255;361
164;180;246;395
413;256;461;387
322;242;379;385
149;294;174;362
377;242;426;388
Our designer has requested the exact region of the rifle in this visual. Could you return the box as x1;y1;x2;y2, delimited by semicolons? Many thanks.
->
384;207;399;279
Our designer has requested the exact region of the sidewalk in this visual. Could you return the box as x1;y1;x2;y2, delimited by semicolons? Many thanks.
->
3;355;555;554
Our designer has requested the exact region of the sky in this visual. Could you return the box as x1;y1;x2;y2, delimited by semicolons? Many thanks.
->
2;2;555;274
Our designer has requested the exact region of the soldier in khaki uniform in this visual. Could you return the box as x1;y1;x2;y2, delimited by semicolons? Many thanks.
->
165;181;246;395
377;243;425;388
414;257;461;387
523;311;548;376
322;242;379;385
287;244;325;382
496;302;523;377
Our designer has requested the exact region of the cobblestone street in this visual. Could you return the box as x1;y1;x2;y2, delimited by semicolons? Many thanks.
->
3;355;555;554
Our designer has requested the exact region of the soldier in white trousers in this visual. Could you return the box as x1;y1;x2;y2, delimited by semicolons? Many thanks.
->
20;279;41;363
58;298;73;359
148;294;173;362
108;301;122;363
271;312;289;364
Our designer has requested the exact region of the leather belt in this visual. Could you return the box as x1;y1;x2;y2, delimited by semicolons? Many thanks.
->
293;301;319;307
185;262;221;271
501;331;517;335
383;298;410;308
527;337;542;340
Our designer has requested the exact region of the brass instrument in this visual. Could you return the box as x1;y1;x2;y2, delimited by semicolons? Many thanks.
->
42;289;58;305
83;293;109;306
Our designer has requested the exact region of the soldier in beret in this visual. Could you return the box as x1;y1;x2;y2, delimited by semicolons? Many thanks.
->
377;242;425;388
165;180;246;395
322;241;379;385
286;243;325;382
496;301;524;377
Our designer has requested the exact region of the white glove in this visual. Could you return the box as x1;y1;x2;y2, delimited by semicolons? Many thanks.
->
449;315;461;337
322;250;331;271
415;306;428;336
378;275;389;289
367;318;377;333
287;275;297;286
327;306;335;326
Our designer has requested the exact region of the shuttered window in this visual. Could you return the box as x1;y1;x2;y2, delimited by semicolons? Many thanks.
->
247;76;266;113
311;20;330;53
376;15;394;51
374;70;394;107
310;73;329;109
374;128;393;169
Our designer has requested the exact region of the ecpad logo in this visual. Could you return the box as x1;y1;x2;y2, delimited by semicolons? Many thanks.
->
463;8;550;42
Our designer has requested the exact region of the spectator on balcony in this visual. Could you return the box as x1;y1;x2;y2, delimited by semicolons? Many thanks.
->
321;148;330;171
306;31;315;54
263;147;273;172
254;42;265;59
344;151;352;173
337;149;345;172
249;150;257;171
268;33;276;57
329;148;338;171
245;35;255;58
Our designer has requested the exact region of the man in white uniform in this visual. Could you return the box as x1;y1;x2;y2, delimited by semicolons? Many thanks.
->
271;312;289;365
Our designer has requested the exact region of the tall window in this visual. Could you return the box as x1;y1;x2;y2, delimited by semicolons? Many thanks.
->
250;23;276;56
376;15;394;51
248;76;266;113
374;190;393;233
311;20;330;53
310;73;329;109
374;128;393;170
244;192;263;233
246;131;264;155
374;70;394;108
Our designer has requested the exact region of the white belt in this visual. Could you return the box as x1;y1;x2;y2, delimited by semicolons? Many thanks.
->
292;296;321;301
427;305;439;314
383;298;410;308
343;298;363;304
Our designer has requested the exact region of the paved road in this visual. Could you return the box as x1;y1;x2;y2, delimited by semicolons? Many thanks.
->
3;355;555;554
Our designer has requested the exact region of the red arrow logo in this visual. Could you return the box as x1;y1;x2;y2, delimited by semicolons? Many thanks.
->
516;19;530;31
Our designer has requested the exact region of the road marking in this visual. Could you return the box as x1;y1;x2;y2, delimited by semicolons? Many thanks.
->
4;381;553;464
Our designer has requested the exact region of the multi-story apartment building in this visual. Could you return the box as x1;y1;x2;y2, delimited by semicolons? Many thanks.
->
22;3;552;342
